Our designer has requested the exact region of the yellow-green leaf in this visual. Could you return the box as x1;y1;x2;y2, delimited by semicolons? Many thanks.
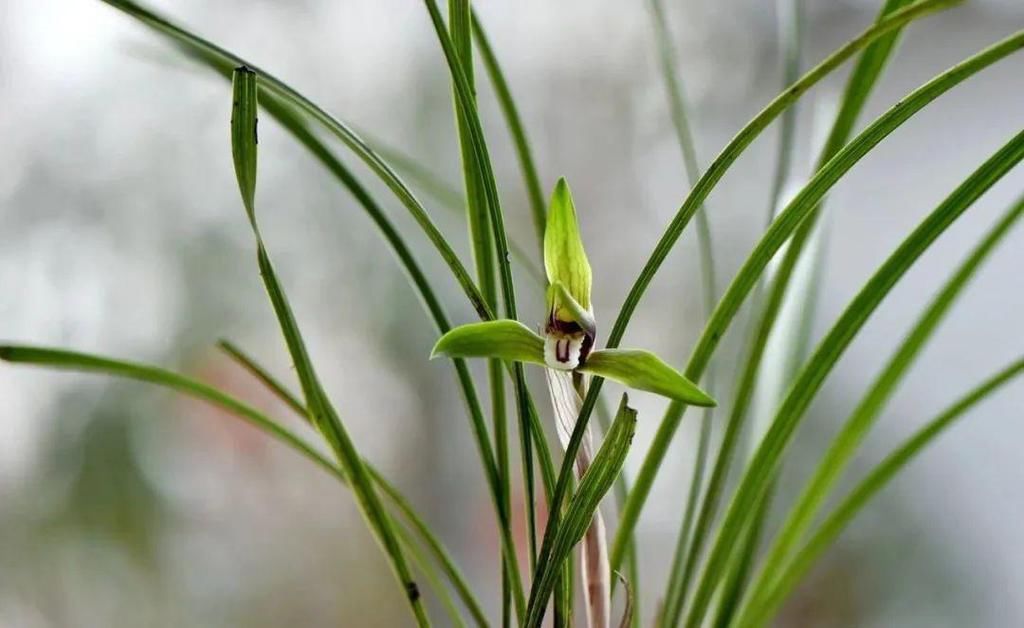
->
431;320;546;365
580;350;715;406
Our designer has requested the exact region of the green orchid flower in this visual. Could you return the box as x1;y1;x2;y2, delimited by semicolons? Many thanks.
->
431;178;715;407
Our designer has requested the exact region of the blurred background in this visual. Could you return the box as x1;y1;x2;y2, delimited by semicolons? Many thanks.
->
1;0;1023;626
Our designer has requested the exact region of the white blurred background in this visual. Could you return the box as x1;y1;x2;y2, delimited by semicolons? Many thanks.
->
1;1;1023;626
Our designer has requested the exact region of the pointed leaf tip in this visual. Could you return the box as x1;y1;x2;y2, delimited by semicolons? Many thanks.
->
579;349;716;406
431;320;546;365
544;178;592;310
231;66;259;222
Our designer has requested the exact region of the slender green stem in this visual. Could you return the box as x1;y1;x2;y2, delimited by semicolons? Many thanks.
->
735;356;1024;627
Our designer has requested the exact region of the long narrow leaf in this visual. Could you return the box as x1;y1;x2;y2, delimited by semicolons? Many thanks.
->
217;339;490;627
0;345;475;624
424;7;558;619
539;1;961;594
446;5;520;618
645;4;722;619
100;0;493;320
684;128;1024;628
743;192;1024;617
231;68;429;625
610;26;1024;574
471;12;547;254
736;356;1024;627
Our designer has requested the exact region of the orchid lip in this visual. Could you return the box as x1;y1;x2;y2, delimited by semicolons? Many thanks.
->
544;332;585;370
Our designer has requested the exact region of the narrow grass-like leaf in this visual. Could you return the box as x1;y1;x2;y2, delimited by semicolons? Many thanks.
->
107;11;530;618
231;68;429;626
396;519;467;628
580;350;715;406
471;11;547;254
537;2;961;597
683;129;1024;628
665;3;923;618
594;398;641;628
231;67;258;221
645;1;728;619
710;486;773;628
610;26;1024;576
0;344;485;627
525;395;638;627
446;3;519;618
432;320;546;365
216;340;490;627
762;0;806;230
423;6;556;615
0;346;345;476
101;0;494;320
105;7;515;554
735;356;1024;627
743;192;1024;618
236;86;518;622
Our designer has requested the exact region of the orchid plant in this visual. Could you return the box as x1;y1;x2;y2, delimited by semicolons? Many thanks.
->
3;1;1024;627
432;178;714;627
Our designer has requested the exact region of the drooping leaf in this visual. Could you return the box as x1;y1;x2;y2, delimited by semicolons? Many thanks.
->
0;343;484;627
525;394;638;627
580;350;715;407
432;320;546;366
229;67;428;627
544;178;592;312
